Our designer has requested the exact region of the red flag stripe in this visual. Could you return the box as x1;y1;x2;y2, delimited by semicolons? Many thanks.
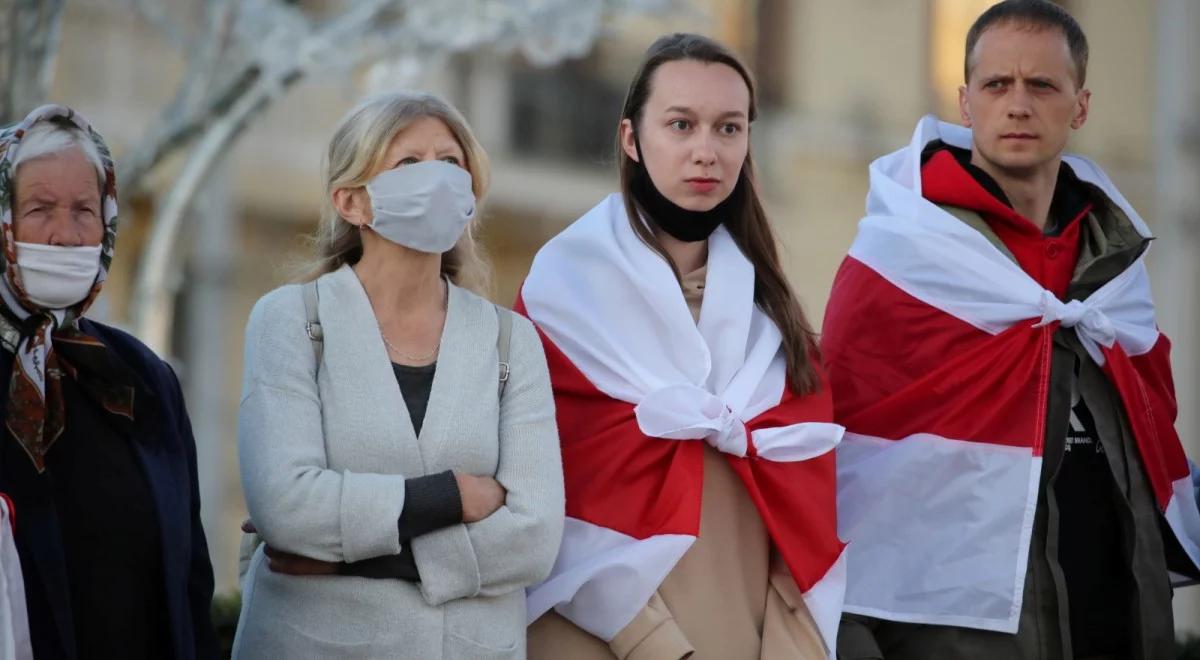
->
823;257;1052;453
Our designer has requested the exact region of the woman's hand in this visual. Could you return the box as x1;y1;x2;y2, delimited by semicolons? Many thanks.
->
455;474;507;523
242;518;340;575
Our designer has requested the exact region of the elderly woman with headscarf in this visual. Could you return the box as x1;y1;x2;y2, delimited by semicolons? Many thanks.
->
0;105;218;660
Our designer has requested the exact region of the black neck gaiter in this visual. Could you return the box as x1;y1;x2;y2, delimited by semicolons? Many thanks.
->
630;133;745;243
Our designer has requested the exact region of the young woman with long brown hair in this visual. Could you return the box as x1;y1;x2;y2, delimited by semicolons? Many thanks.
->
517;33;845;660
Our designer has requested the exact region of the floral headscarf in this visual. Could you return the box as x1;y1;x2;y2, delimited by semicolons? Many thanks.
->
0;104;127;472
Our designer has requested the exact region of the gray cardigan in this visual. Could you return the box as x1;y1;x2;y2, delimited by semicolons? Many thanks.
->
232;264;564;660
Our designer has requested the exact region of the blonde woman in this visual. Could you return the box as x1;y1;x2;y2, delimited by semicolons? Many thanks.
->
232;92;564;659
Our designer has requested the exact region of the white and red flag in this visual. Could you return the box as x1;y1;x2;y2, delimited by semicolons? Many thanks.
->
517;193;847;656
0;494;32;660
825;115;1200;633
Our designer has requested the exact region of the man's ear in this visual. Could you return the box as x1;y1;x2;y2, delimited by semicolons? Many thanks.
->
958;85;973;128
1071;88;1091;130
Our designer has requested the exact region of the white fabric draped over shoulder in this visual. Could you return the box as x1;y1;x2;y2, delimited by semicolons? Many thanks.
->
522;193;845;657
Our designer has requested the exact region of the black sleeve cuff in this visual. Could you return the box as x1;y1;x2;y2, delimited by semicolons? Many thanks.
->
334;471;460;582
397;470;462;541
333;472;458;583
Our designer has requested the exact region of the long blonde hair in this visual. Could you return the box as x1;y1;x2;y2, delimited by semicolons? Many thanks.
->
301;92;492;295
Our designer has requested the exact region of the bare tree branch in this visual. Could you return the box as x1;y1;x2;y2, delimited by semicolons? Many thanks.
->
0;0;66;125
119;0;193;52
176;0;240;116
117;63;261;195
113;0;681;351
128;0;405;349
130;76;275;346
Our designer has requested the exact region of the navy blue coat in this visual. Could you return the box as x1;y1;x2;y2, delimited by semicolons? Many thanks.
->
0;318;218;660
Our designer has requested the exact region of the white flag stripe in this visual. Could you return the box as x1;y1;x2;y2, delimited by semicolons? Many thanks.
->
525;518;694;639
753;422;844;463
803;549;848;660
838;432;1040;632
0;498;32;660
851;115;1160;365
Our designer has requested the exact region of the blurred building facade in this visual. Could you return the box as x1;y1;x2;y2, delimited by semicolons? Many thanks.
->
46;0;1200;632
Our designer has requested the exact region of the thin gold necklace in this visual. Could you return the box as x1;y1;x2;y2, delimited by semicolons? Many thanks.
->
379;325;440;364
378;280;447;364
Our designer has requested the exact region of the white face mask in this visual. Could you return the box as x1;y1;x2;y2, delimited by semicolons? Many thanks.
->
364;160;476;254
14;242;101;309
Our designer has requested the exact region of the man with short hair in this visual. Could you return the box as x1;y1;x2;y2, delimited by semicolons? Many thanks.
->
824;2;1200;658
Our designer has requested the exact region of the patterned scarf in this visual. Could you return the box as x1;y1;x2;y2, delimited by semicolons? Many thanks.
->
0;105;131;473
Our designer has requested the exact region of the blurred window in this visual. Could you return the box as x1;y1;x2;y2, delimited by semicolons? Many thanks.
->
509;57;624;166
754;0;790;109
